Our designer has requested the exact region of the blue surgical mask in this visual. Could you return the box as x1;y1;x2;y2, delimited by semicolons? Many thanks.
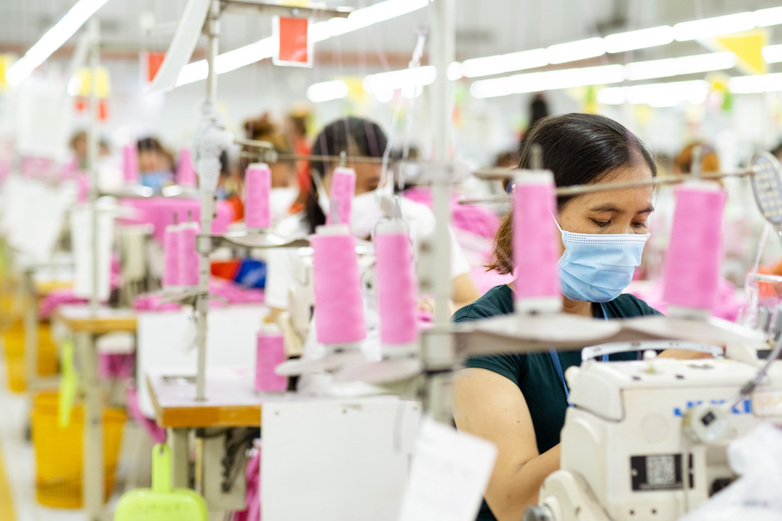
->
140;171;172;193
555;220;649;303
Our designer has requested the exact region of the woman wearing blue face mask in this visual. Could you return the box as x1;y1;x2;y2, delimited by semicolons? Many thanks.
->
452;113;699;521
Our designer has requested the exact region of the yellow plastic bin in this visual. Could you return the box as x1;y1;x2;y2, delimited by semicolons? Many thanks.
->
3;321;60;393
3;320;26;392
31;392;126;509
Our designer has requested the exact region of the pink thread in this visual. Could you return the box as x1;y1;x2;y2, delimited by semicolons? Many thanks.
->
325;167;356;226
123;144;139;184
311;227;366;344
255;326;287;392
513;174;560;301
663;184;726;311
178;221;200;287
375;222;419;346
162;216;180;288
245;164;272;229
177;148;197;187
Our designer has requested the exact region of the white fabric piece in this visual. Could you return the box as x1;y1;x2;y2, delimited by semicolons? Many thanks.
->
192;102;233;192
680;423;782;521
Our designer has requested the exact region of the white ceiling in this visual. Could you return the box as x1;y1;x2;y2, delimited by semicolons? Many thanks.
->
2;0;782;67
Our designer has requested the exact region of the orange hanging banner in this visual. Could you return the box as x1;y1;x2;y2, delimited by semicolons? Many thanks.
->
141;51;167;84
273;1;312;67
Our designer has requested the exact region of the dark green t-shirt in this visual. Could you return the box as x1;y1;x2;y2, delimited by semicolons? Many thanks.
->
452;284;661;521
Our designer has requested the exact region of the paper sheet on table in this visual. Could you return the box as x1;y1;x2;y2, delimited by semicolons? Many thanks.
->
397;416;497;521
71;206;114;301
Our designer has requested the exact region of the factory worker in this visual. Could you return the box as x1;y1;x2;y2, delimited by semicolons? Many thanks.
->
452;113;703;521
265;116;480;325
241;114;299;222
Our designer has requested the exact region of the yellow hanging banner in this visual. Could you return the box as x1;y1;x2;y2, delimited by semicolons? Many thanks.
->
72;67;112;98
714;29;768;75
0;55;15;91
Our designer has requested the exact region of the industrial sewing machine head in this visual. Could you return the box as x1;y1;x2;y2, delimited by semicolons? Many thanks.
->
526;353;782;521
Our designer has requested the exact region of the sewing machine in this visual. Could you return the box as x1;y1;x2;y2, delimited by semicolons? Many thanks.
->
526;352;782;521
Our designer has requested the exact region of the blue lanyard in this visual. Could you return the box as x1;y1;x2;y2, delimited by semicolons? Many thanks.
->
550;303;608;407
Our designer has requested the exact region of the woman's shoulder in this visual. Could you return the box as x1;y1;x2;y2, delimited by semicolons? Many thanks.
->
609;293;663;318
452;285;514;323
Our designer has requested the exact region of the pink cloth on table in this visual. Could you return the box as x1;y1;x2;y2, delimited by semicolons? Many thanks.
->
132;280;264;312
233;444;260;521
119;197;235;244
404;187;500;239
629;277;743;322
39;289;89;319
99;353;136;380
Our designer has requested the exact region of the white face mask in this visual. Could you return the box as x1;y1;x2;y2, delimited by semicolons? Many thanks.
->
350;191;385;238
269;187;298;222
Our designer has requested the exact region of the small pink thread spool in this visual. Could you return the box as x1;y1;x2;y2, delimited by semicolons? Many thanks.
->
178;212;200;287
311;224;366;345
162;213;181;288
663;182;726;316
325;167;356;226
123;144;139;185
255;324;287;392
244;163;272;230
176;148;197;187
375;220;419;354
513;171;561;313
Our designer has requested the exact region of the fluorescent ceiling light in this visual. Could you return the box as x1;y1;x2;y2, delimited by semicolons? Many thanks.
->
306;79;349;102
175;0;427;87
763;44;782;64
470;77;512;99
673;12;756;41
546;37;606;64
729;73;782;94
363;66;436;93
471;64;624;99
755;7;782;28
5;0;109;86
598;80;709;107
604;26;674;53
461;48;547;78
625;52;736;81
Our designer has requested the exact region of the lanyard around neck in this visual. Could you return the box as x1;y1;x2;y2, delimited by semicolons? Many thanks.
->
549;303;608;407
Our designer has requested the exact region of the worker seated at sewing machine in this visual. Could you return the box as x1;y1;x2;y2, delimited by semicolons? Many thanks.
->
452;113;710;521
264;116;481;344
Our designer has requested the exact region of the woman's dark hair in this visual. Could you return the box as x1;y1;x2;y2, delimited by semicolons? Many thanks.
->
488;112;657;275
304;117;388;233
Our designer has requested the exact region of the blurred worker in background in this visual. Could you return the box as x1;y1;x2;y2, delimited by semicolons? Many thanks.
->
284;105;313;212
137;136;174;193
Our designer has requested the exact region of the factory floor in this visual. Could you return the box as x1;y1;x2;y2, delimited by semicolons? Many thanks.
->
0;346;141;521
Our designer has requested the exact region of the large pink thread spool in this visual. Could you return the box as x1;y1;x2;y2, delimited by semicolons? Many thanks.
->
178;212;200;287
375;220;419;354
123;144;139;185
244;163;272;230
311;224;366;346
513;170;561;313
325;167;356;226
255;324;287;392
176;148;197;187
663;182;726;316
162;213;181;288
